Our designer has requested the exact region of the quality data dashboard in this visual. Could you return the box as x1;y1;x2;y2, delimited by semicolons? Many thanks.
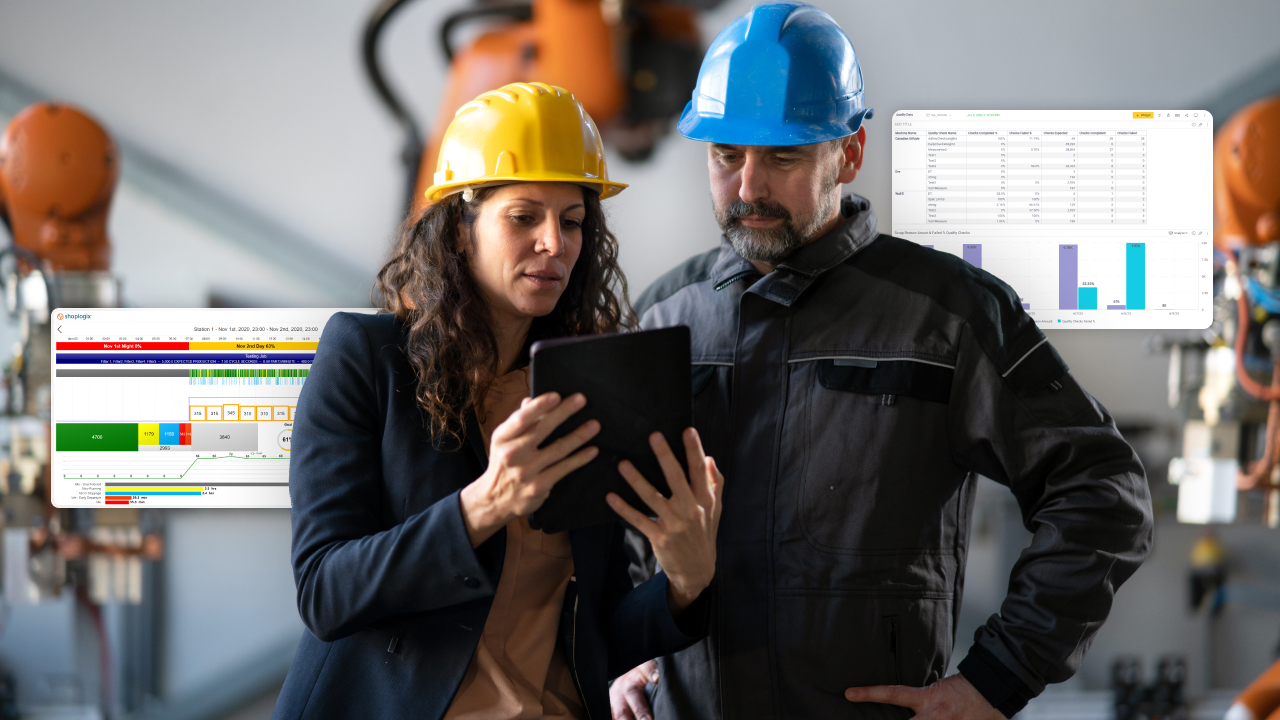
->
50;308;373;508
891;110;1212;329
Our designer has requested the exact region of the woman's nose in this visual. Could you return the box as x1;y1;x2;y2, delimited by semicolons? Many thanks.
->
535;218;565;257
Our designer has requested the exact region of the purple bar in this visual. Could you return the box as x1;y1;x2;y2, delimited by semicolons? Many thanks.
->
962;244;981;268
923;245;934;248
1021;303;1031;309
1059;245;1078;310
1107;304;1126;310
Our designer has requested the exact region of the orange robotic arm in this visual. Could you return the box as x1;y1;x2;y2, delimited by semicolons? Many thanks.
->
412;0;625;215
364;0;705;217
1227;658;1280;720
0;102;117;271
1215;97;1280;251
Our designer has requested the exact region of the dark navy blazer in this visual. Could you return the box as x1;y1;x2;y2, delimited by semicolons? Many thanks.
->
272;312;706;720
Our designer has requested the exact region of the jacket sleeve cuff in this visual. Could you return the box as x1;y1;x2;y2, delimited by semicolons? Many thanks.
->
957;644;1037;718
639;571;711;644
606;570;712;678
669;575;712;639
437;489;503;595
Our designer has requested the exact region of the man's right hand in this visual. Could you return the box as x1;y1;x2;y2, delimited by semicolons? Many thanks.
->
610;660;658;720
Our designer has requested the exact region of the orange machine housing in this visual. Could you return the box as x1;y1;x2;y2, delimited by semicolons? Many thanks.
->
0;102;117;271
411;0;693;215
1238;658;1280;720
413;0;623;214
1215;97;1280;250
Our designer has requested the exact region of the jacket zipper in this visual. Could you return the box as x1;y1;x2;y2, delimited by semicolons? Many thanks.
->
888;617;901;685
714;270;761;292
569;576;593;720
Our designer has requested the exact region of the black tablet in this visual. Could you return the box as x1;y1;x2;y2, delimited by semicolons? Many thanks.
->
527;326;692;533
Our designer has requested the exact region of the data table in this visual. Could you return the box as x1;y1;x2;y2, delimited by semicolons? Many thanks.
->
925;129;1147;224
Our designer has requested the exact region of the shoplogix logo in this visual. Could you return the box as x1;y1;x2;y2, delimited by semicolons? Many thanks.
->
57;313;93;320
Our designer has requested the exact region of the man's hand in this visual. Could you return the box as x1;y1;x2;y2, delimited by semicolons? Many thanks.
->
845;674;1004;720
610;660;658;720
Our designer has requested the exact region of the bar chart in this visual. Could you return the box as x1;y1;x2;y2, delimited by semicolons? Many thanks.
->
919;238;1200;320
1058;243;1147;310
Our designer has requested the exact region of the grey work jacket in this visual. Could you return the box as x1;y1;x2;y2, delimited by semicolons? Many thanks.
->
632;195;1153;720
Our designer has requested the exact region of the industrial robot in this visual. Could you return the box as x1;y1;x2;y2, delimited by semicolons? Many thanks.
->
0;101;162;715
1166;97;1280;528
362;0;725;215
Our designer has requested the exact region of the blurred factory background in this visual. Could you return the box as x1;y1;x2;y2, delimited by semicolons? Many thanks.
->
1;0;1279;718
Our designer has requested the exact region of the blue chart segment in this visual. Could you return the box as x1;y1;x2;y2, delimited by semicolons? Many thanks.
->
1126;243;1146;310
1078;287;1098;309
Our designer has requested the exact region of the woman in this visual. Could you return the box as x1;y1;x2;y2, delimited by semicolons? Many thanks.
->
272;82;723;720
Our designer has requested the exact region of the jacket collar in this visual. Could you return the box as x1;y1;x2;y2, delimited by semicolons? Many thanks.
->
709;194;879;306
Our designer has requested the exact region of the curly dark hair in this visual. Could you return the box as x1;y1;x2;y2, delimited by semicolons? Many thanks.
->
374;185;635;449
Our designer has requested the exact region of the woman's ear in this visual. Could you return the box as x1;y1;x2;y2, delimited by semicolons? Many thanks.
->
456;220;470;255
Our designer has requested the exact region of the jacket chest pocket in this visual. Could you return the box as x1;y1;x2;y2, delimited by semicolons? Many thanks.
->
796;359;961;554
817;358;953;404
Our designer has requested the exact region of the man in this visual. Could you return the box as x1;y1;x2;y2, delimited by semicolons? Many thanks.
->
610;3;1153;719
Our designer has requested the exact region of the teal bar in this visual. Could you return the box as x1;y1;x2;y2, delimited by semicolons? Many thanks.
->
1126;243;1146;310
1078;286;1098;310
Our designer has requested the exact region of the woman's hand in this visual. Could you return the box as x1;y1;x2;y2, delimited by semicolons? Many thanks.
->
460;392;600;547
606;428;724;615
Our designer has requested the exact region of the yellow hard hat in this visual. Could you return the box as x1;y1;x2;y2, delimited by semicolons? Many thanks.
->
423;82;627;203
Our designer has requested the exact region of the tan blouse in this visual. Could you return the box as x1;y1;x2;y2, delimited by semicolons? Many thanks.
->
443;369;585;720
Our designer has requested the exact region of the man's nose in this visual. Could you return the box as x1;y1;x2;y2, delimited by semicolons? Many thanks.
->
536;218;565;257
738;154;769;205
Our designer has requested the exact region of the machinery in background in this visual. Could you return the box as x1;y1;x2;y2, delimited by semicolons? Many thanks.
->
362;0;724;215
1113;656;1190;720
1225;658;1280;720
0;102;162;715
1187;531;1228;615
1165;97;1280;529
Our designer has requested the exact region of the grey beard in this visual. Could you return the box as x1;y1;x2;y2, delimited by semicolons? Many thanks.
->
719;187;841;266
725;223;804;265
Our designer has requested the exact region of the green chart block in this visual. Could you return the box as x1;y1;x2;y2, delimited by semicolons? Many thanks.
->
57;423;139;451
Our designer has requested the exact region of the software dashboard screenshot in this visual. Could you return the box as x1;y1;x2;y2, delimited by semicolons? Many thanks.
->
50;308;371;508
891;110;1213;328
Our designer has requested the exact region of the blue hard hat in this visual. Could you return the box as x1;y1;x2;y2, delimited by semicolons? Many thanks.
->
678;2;872;146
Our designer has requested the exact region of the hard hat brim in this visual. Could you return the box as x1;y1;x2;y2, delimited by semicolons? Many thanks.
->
424;175;628;204
678;104;872;147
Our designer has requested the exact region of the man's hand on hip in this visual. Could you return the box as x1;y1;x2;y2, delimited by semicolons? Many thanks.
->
610;660;658;720
845;673;1005;720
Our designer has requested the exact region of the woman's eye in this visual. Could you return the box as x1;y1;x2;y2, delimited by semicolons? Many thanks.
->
509;213;537;224
561;217;583;230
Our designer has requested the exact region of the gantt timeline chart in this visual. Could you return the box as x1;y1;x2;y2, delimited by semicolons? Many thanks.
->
51;309;372;508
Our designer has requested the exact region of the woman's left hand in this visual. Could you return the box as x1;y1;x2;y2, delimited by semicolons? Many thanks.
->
606;427;724;615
